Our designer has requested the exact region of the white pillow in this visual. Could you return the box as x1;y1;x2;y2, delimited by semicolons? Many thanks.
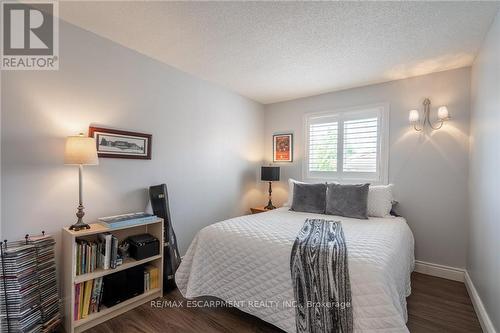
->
367;184;394;217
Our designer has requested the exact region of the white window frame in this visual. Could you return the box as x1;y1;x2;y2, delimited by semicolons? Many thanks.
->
303;103;389;184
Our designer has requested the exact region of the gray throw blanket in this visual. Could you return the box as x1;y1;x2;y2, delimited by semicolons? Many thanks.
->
290;219;353;333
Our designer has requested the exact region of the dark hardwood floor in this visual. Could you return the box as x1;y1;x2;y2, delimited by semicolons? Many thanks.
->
407;273;481;333
87;272;482;333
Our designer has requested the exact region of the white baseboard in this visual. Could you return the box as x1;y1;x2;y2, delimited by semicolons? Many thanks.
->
464;271;497;333
414;260;465;282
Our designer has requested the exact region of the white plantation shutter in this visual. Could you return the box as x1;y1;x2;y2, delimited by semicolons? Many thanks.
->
343;117;378;173
304;105;388;184
308;122;338;172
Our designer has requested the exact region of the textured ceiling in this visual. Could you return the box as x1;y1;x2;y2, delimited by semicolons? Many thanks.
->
59;1;500;104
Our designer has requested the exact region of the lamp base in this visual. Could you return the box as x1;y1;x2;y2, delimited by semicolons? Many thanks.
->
264;200;276;210
69;222;91;231
69;204;91;231
265;181;276;210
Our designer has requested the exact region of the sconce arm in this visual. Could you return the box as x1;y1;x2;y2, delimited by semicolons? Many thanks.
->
427;116;444;130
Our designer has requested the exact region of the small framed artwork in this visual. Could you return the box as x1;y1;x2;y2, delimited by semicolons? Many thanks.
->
273;133;293;162
89;126;152;160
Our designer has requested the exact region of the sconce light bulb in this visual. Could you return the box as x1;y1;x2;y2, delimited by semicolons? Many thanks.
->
409;109;419;123
438;106;449;120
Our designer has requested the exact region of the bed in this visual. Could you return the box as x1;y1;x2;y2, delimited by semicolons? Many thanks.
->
176;207;414;333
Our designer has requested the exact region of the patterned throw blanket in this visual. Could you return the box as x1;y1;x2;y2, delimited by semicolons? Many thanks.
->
290;219;353;333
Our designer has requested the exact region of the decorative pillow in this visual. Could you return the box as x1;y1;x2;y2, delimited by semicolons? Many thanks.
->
286;178;336;206
367;184;394;217
285;179;305;207
290;183;326;214
325;183;369;219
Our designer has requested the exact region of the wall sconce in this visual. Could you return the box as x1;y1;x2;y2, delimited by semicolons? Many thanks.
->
409;98;450;131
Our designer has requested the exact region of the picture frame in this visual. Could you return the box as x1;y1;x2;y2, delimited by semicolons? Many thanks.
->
88;126;152;160
273;133;293;162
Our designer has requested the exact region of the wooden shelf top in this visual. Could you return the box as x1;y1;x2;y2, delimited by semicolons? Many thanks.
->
74;254;162;284
63;218;163;237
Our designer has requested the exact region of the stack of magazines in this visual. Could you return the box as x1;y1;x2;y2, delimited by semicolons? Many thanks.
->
0;235;61;333
29;235;62;333
0;242;42;333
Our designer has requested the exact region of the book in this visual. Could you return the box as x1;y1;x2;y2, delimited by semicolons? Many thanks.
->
98;278;105;312
90;277;103;314
110;235;118;269
81;280;93;318
75;236;123;274
78;281;84;319
98;212;157;229
74;283;80;320
145;265;159;290
144;271;150;291
74;242;79;275
97;233;112;270
74;277;105;319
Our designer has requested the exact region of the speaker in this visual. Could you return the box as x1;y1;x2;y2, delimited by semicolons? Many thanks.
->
101;265;144;308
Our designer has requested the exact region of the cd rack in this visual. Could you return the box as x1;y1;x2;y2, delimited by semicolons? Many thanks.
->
0;232;62;333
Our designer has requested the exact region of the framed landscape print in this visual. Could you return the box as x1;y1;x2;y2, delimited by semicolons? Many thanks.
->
273;133;293;162
89;126;152;159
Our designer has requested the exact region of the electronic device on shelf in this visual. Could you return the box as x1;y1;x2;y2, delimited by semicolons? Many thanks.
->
128;234;159;261
101;265;145;308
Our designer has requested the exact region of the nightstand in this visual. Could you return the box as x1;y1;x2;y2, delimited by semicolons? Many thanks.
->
250;207;273;214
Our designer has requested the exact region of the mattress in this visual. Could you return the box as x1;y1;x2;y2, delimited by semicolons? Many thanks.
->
176;208;415;333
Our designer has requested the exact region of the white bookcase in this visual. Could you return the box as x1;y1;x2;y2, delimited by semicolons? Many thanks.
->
61;219;164;333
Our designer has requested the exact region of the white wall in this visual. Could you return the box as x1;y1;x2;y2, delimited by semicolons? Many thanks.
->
264;68;471;268
1;21;265;255
469;10;500;331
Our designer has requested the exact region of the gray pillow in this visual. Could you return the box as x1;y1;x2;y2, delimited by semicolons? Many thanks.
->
325;183;369;219
290;183;326;214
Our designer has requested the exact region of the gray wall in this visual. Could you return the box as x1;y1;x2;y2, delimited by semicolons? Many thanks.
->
1;21;265;255
469;10;500;330
264;68;471;269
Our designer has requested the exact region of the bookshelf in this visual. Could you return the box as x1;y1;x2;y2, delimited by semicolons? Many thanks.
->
62;219;164;333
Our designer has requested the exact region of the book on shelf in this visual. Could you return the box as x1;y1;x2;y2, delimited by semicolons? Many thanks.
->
98;212;158;229
74;283;80;321
90;277;102;314
144;265;159;291
74;277;104;320
82;280;93;319
75;234;123;275
144;271;150;291
110;235;118;269
97;233;112;270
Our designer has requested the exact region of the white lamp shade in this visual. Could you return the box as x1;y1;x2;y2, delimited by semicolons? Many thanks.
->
438;106;449;120
409;109;419;123
64;135;99;165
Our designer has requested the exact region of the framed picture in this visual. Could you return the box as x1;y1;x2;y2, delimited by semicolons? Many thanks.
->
273;133;293;162
89;126;152;160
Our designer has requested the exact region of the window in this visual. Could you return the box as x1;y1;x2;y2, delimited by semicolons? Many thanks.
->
304;105;389;184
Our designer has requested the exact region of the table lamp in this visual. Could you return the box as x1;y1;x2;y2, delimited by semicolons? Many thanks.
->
261;166;280;210
64;133;99;231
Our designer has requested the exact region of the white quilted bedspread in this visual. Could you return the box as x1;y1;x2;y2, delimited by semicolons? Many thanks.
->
176;208;415;333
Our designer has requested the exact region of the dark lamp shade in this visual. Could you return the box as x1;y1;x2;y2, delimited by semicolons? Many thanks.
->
261;166;280;182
